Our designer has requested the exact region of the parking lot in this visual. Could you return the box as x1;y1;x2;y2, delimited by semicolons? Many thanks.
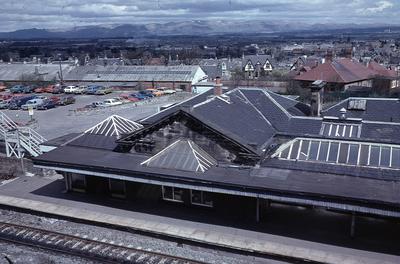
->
1;91;192;140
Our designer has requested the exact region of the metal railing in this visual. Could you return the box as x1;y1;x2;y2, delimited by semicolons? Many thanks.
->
0;111;46;157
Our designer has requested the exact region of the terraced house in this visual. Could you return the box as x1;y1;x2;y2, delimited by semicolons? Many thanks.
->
33;79;400;235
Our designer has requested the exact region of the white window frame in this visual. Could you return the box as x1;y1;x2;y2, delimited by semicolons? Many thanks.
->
272;137;400;170
162;186;184;203
190;190;214;208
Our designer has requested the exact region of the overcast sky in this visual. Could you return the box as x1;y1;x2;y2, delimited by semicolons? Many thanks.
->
0;0;397;32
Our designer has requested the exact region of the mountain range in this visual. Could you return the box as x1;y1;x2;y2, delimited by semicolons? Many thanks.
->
0;21;398;39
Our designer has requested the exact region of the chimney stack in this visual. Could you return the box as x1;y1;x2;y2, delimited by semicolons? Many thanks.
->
214;76;223;96
309;80;326;116
325;49;333;62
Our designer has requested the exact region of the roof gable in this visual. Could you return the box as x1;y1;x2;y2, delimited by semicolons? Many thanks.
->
141;139;217;173
85;115;143;137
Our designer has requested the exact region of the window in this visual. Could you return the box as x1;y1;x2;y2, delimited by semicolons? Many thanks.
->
191;190;213;207
109;179;126;198
347;144;359;165
162;186;184;203
273;137;400;170
70;173;86;192
318;142;329;161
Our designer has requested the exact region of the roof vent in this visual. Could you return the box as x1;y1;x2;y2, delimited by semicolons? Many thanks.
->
339;108;347;120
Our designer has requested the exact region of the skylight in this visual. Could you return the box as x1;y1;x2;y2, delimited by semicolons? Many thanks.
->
273;137;400;170
320;122;361;138
347;99;366;110
85;115;143;137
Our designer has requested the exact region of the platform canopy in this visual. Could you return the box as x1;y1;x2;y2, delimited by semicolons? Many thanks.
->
141;139;217;173
85;115;143;137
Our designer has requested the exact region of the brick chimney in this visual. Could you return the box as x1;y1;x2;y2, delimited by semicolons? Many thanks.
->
214;76;223;96
309;80;326;116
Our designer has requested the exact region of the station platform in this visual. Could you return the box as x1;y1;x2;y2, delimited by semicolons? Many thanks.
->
0;176;399;264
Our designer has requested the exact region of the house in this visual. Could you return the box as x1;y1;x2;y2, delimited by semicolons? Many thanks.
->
33;80;400;233
294;58;377;91
290;56;321;72
242;55;275;79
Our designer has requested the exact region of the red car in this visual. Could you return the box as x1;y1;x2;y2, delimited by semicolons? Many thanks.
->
120;93;139;102
34;87;45;93
0;93;12;100
43;85;56;93
49;95;61;104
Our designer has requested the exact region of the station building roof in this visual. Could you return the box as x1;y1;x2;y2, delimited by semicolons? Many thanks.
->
34;88;400;217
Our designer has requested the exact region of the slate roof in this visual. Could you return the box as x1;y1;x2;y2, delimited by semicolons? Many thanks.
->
294;58;376;83
243;55;275;67
0;63;74;82
322;97;400;122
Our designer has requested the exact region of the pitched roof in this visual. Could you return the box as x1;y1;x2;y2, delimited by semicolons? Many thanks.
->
141;139;217;173
322;98;400;123
294;58;376;83
367;61;398;78
85;115;143;137
64;65;205;83
243;55;274;65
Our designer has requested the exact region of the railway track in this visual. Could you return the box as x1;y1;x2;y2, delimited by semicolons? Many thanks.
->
0;221;205;264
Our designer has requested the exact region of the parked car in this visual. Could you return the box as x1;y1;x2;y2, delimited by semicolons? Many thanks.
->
23;85;37;93
163;89;177;95
146;88;164;96
21;98;45;110
0;100;11;109
103;98;123;107
37;99;57;110
52;85;65;94
0;93;13;100
120;93;140;102
138;90;154;98
64;85;79;94
95;87;113;95
0;83;7;92
34;87;46;93
85;85;102;95
74;85;87;94
10;85;26;93
8;95;36;110
43;85;56;93
35;95;47;100
58;95;76;105
49;95;61;104
131;93;148;100
91;101;105;107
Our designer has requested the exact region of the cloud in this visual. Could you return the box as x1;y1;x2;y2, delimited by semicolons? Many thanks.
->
357;1;394;14
0;0;398;32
